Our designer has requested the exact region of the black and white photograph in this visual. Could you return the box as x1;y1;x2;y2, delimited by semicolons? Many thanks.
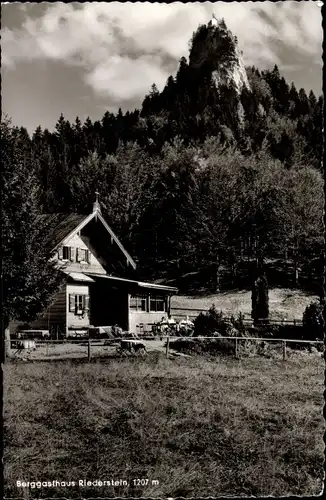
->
2;1;324;498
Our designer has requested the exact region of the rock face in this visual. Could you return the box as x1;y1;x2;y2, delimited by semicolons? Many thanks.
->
189;17;250;94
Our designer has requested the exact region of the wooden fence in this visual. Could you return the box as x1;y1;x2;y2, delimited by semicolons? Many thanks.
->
164;336;322;360
6;336;322;363
171;307;303;325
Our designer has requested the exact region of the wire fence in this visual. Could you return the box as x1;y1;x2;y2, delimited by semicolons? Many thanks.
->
6;335;323;363
164;336;323;360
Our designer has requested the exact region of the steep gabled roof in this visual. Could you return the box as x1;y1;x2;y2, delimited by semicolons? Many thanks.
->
38;211;136;269
37;213;87;253
96;212;136;269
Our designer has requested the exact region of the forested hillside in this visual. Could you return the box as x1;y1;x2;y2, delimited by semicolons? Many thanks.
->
2;19;324;295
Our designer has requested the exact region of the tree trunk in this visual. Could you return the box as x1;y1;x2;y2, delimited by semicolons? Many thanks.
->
215;254;220;293
293;237;299;287
4;327;11;361
230;251;237;287
294;264;299;287
231;261;235;279
293;251;299;287
240;238;244;259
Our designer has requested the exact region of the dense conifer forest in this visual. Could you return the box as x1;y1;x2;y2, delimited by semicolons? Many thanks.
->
2;20;324;306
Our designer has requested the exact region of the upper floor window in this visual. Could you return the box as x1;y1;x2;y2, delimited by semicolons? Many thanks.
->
63;246;71;260
77;248;90;263
58;246;72;261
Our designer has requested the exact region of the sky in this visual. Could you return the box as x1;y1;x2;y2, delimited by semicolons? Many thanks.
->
1;1;323;134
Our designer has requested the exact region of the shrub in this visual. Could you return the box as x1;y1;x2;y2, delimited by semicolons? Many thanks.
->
230;312;246;335
193;305;228;336
169;336;277;359
302;302;324;341
194;307;250;338
169;337;235;357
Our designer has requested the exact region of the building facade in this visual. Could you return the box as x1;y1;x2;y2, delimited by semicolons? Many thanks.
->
10;203;177;337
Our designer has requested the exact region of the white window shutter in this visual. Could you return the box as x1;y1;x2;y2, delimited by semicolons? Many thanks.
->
75;296;79;315
69;294;75;312
85;296;90;313
58;247;63;260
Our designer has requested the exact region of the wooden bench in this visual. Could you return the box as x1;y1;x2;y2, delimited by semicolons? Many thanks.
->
67;326;89;338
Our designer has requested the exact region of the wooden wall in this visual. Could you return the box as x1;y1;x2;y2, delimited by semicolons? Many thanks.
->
79;233;108;275
10;287;67;335
57;233;106;275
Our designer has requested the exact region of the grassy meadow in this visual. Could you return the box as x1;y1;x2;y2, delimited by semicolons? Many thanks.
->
171;288;319;320
4;353;324;498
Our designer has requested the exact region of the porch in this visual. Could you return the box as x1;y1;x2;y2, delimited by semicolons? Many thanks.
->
85;273;178;335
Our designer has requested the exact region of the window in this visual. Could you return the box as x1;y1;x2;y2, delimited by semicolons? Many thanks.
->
130;295;147;312
69;294;89;316
75;295;84;314
149;296;166;312
76;248;90;263
60;246;71;260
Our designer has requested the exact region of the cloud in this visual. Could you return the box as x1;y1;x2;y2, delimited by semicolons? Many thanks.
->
2;1;322;103
85;55;169;102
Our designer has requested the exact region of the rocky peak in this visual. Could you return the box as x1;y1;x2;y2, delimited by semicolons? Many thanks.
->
189;17;250;94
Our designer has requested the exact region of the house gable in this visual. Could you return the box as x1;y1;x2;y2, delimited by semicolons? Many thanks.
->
36;213;87;253
97;212;136;269
57;232;106;275
77;215;137;277
45;209;136;277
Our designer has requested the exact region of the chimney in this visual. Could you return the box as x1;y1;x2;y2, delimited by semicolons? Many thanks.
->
93;191;101;214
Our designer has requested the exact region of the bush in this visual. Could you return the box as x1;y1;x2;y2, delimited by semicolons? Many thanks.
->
193;306;249;338
169;336;280;359
169;338;235;357
302;302;324;340
193;305;227;336
230;312;246;335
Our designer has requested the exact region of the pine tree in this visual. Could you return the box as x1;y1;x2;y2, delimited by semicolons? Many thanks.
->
51;114;73;211
308;89;317;110
1;118;64;341
297;88;310;116
251;274;269;325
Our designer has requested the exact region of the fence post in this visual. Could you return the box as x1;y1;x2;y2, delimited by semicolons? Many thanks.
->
235;338;238;359
88;339;91;362
166;336;170;359
283;341;287;361
46;341;49;357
